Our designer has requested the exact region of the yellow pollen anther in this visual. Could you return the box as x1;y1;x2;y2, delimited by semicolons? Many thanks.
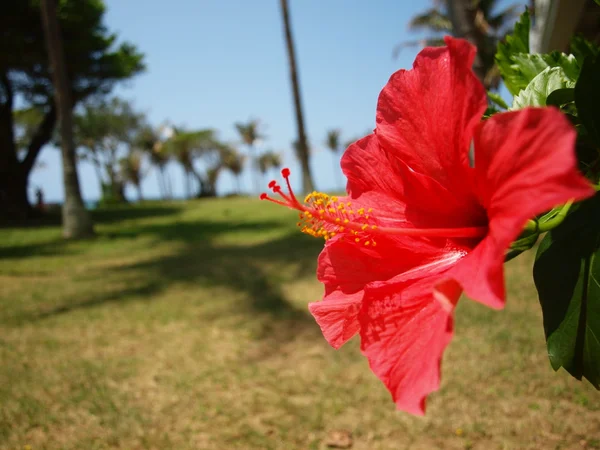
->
293;186;384;243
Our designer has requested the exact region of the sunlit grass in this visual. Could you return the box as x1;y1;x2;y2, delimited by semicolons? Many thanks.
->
0;198;598;449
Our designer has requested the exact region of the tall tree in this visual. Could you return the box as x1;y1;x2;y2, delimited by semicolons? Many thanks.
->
0;0;144;219
74;98;143;204
234;119;262;194
325;129;342;189
136;125;171;199
119;150;144;201
257;151;282;185
220;145;245;194
40;0;93;238
279;0;315;193
394;0;521;90
164;128;221;198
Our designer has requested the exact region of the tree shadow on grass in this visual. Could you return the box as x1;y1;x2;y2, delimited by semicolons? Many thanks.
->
0;238;74;259
91;204;183;224
0;204;184;229
31;215;325;343
0;204;185;259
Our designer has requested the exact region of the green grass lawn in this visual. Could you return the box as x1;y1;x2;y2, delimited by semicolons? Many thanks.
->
0;198;598;450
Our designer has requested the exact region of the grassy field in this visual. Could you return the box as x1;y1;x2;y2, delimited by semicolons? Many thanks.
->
0;197;598;450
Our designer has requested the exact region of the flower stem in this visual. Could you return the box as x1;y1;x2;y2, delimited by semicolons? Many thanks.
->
525;199;574;233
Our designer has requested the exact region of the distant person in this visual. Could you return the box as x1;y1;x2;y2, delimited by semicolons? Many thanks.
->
35;187;45;211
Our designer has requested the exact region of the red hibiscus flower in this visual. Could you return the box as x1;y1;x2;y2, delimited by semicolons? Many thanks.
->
261;37;594;415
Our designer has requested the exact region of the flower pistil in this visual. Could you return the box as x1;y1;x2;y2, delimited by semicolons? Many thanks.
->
260;169;488;243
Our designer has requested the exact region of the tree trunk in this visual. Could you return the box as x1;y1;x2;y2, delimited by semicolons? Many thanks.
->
184;170;191;199
191;167;214;198
249;144;260;194
91;156;104;198
279;0;315;194
165;169;173;199
446;0;488;86
0;169;31;220
137;184;143;202
156;167;165;199
332;152;343;191
0;87;30;220
40;0;93;238
1;74;58;220
107;166;125;203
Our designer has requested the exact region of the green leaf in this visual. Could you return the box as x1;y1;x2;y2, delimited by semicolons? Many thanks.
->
511;53;579;85
495;10;530;95
546;88;575;108
483;106;500;119
505;230;539;262
512;67;575;109
487;91;509;110
570;35;600;66
575;55;600;146
533;193;600;389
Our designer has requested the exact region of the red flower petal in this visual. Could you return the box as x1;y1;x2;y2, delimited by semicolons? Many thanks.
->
342;133;484;229
341;134;403;199
317;235;431;295
451;107;595;309
308;290;362;349
313;236;460;349
359;254;464;415
375;37;487;187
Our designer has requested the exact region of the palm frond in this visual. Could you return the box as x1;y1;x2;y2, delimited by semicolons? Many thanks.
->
325;129;341;153
408;8;453;32
487;4;522;31
393;37;446;59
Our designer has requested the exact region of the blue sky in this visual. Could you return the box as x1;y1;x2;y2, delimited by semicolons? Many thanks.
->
31;0;521;203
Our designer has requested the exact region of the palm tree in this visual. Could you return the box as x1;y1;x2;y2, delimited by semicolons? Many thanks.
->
205;166;221;198
220;145;245;194
135;125;171;199
395;0;521;90
73;98;142;204
279;0;316;193
119;150;144;201
165;127;218;198
325;129;343;189
257;151;282;184
234;119;262;194
167;128;196;198
40;0;93;238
